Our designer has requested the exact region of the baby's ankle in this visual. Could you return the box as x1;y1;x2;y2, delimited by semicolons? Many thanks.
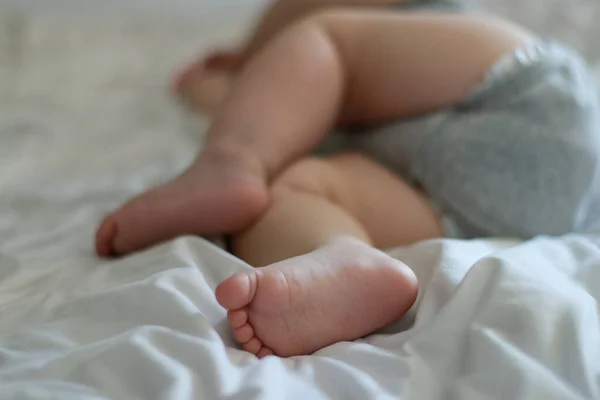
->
199;144;268;180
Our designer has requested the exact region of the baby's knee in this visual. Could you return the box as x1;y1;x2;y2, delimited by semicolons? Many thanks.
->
293;7;359;40
272;157;347;201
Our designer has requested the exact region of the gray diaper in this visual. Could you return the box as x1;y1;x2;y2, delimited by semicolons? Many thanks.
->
393;0;470;12
350;40;600;239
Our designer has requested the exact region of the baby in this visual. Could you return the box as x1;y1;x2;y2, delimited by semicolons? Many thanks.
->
96;0;600;358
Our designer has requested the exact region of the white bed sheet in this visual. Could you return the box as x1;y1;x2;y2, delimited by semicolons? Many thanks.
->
1;4;600;399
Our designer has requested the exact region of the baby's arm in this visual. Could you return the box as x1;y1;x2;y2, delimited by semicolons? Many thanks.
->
237;0;403;66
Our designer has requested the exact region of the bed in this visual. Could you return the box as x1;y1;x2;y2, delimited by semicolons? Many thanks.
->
1;1;600;399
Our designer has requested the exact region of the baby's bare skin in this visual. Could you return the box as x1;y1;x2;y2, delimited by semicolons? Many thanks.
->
96;150;268;256
96;5;529;357
216;238;418;358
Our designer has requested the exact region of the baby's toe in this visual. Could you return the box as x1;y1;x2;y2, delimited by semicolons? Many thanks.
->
243;338;263;355
256;347;274;359
228;309;248;328
234;323;255;344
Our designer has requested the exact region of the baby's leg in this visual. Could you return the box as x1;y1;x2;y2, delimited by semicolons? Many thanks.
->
96;11;530;257
216;153;441;357
174;0;401;114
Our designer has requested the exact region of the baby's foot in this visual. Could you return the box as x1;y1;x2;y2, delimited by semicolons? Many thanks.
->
172;52;239;116
215;238;418;358
96;151;269;257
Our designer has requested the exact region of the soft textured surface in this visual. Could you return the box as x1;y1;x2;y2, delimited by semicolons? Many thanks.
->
1;1;600;399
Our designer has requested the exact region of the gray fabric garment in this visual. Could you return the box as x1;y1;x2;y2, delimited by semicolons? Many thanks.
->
351;40;600;238
393;0;470;12
313;0;600;239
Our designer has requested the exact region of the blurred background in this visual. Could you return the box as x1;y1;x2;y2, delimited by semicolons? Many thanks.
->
0;0;266;12
1;0;599;190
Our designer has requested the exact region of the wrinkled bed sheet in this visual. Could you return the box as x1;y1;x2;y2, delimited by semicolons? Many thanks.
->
1;2;600;399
